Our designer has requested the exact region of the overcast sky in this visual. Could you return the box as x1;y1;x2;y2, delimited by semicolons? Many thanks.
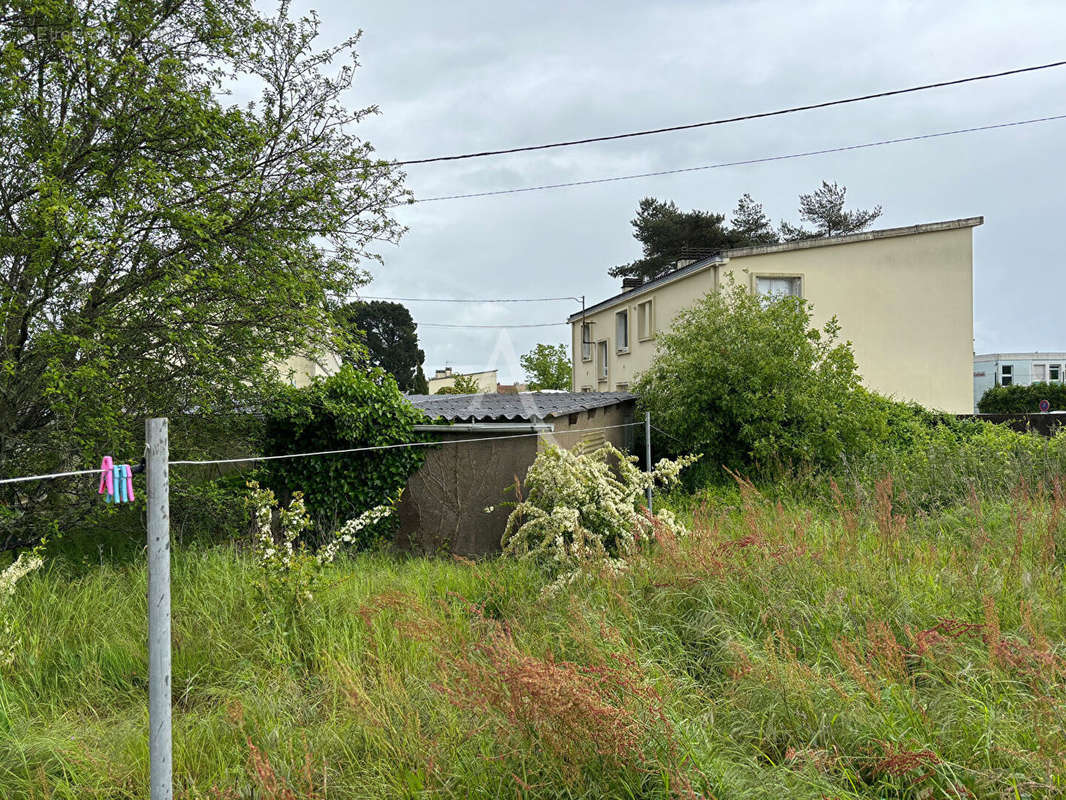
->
284;0;1066;383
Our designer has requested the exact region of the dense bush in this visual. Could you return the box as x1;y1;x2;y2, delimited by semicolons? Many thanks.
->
977;382;1066;413
263;365;428;543
501;442;697;592
636;280;883;475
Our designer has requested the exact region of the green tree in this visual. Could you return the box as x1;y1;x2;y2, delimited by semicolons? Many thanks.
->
520;343;572;390
335;301;427;393
729;193;779;246
0;1;408;542
635;280;881;475
435;373;481;394
779;181;882;240
609;197;744;282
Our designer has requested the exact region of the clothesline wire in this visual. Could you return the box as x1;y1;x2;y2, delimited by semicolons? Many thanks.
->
0;421;643;484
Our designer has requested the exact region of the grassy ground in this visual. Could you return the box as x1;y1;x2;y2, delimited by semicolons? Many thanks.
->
2;480;1066;798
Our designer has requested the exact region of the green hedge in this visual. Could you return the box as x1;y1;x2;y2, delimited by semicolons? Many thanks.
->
977;382;1066;413
263;365;429;546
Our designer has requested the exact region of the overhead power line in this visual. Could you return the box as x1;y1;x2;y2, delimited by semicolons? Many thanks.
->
412;113;1066;203
358;295;582;304
396;60;1066;165
419;321;566;329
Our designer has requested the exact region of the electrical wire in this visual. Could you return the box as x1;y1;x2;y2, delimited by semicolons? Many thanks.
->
410;113;1066;203
396;60;1066;165
1;422;644;481
169;422;642;467
419;321;567;329
358;295;582;304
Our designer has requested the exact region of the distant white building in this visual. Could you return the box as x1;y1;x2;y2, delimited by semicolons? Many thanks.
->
973;352;1066;410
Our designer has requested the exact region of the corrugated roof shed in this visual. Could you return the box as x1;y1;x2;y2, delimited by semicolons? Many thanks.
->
407;391;636;422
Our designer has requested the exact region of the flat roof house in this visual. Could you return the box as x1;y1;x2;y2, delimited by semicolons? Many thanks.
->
569;217;983;414
974;352;1066;411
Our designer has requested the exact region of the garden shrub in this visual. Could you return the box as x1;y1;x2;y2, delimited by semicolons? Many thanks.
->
978;382;1066;413
262;365;428;543
501;442;698;592
635;280;885;476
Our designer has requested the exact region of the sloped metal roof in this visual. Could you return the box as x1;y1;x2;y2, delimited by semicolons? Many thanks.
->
407;391;636;422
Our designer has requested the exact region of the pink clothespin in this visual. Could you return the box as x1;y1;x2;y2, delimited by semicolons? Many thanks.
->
98;456;114;501
123;464;135;502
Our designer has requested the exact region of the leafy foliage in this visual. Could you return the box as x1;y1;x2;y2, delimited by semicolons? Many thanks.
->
729;193;779;245
636;280;879;475
502;442;698;592
262;365;426;540
335;301;428;393
609;197;746;282
0;1;407;545
978;382;1066;413
779;180;882;240
435;373;481;394
610;184;883;282
520;343;572;390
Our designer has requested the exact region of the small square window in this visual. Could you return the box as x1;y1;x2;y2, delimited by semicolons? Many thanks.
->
615;382;629;392
615;310;629;353
581;323;593;361
1000;364;1013;386
756;276;801;298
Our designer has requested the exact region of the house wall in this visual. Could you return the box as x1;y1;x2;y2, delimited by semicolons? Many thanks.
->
572;225;977;414
426;369;499;394
395;401;635;556
278;352;342;387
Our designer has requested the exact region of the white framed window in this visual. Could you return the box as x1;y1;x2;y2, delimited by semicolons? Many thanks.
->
637;299;654;341
581;323;593;361
756;275;802;298
1051;364;1061;382
1034;363;1047;383
580;386;593;393
596;340;608;381
1000;364;1013;386
615;310;629;353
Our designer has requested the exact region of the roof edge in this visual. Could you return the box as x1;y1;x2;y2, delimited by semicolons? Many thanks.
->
569;216;984;322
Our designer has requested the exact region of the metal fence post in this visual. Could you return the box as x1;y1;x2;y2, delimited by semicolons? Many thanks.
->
146;418;172;800
645;411;653;513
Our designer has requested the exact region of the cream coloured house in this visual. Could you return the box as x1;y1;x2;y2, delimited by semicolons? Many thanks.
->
276;352;342;387
569;217;983;414
426;367;499;394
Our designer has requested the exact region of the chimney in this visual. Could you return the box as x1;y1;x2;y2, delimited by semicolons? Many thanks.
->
621;277;643;291
434;367;452;379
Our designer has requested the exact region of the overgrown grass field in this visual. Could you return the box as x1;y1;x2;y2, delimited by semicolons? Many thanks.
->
2;479;1066;798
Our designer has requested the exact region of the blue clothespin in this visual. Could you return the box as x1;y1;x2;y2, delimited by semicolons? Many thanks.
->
116;464;128;503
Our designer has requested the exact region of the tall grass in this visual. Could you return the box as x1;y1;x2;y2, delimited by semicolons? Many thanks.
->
1;477;1065;798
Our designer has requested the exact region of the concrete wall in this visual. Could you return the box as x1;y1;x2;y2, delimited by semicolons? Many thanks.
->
396;401;635;556
426;369;499;394
572;223;978;414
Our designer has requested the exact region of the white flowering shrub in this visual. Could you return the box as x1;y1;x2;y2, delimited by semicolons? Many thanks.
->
247;481;394;614
502;443;698;592
0;547;43;668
